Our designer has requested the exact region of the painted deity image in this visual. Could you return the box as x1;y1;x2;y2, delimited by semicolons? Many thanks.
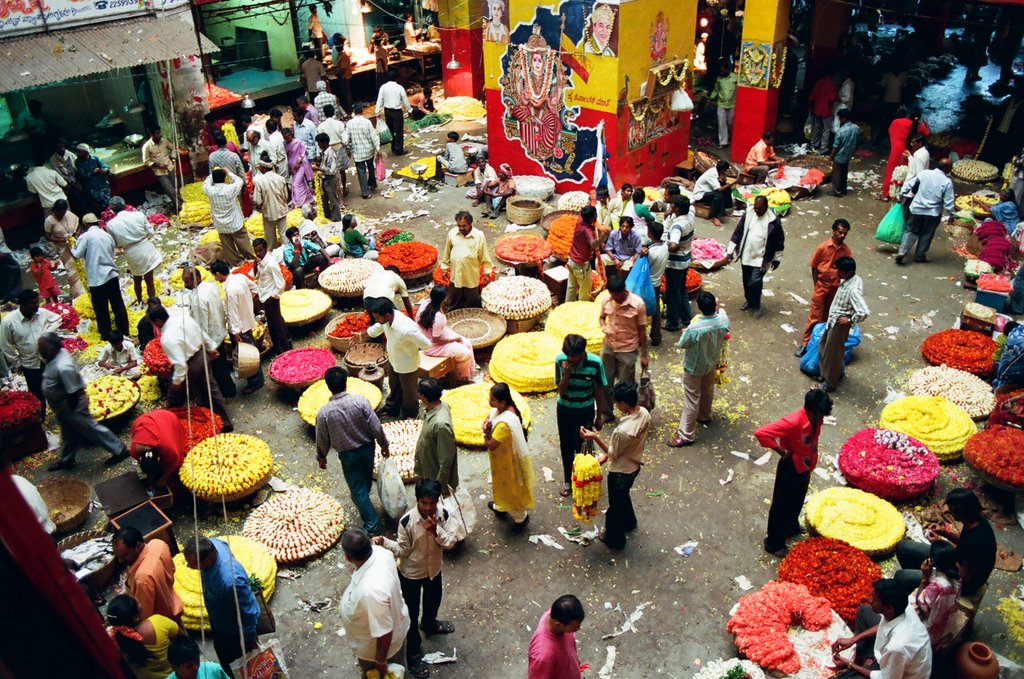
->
650;10;669;64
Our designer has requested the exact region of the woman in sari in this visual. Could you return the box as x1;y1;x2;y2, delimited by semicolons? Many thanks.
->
282;126;315;209
483;382;534;531
880;107;929;200
994;321;1024;388
416;285;476;381
107;594;182;679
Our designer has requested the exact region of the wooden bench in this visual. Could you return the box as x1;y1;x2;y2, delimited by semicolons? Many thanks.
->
417;352;454;381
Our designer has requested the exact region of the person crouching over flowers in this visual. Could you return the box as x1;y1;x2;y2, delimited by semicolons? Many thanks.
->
98;329;141;379
483;382;535;532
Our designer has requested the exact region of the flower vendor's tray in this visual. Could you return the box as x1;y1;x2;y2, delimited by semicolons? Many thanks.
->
786;153;834;179
318;260;384;298
243;489;346;564
86;376;141;424
268;347;338;390
731;186;791;216
219;469;273;503
538;209;577;234
494;234;554;267
325;312;371;353
377;242;439;280
964;426;1024;492
280;289;333;326
445;308;507;350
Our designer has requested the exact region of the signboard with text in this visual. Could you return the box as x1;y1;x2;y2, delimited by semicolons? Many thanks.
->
0;0;189;37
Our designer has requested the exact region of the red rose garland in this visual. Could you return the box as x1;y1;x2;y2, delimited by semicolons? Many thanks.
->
964;425;1024;488
62;336;89;353
778;537;882;624
377;242;439;277
0;390;42;430
168;406;224;450
921;329;996;376
494;234;553;264
143;339;173;379
232;260;294;290
837;428;940;501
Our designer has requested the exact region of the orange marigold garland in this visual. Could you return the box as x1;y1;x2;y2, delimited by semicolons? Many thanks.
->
232;260;293;290
921;329;996;376
546;214;579;259
432;265;495;289
378;242;439;277
328;312;372;338
778;537;882;624
964;425;1024;488
168;406;224;450
495;234;553;264
659;269;703;293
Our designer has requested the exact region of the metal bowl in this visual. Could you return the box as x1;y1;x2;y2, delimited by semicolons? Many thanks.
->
410;163;428;175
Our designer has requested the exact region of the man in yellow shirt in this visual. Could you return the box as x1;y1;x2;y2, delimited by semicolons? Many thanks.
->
440;211;494;309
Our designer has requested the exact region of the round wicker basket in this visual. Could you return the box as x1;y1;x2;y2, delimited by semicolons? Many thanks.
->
539;209;578;234
325;312;370;353
318;260;384;298
345;342;389;377
57;530;116;589
40;478;91;534
506;198;545;225
446;308;507;349
235;342;261;379
280;289;333;326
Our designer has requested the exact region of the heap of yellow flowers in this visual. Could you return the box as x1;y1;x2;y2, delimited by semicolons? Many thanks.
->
286;208;330;229
879;395;977;462
72;294;95;320
280;289;332;325
173;535;276;630
126;296;176;332
85;375;140;420
571;453;602;522
179;433;274;500
805;487;905;557
137;375;162;402
180;181;209;204
198;229;219;246
441;382;533;446
244;212;266;238
488;332;562;394
179;201;213;226
544;302;604;353
220;121;240;149
298;378;382;426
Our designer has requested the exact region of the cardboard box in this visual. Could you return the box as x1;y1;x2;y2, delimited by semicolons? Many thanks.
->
111;500;177;555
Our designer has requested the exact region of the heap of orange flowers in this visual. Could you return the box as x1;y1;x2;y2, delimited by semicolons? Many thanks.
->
432;265;495;289
378;242;438;277
964;425;1024;488
495;234;553;264
546;214;579;259
659;269;703;294
778;537;882;624
232;260;293;290
168;406;224;450
328;312;372;338
921;329;996;377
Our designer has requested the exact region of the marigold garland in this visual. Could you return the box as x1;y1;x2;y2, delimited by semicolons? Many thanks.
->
964;426;1024;488
805;487;905;556
232;260;293;290
432;265;495;289
921;328;997;377
179;433;273;499
440;382;532;446
297;378;382;426
571;453;602;522
546;214;579;259
907;365;996;419
480;275;552;320
137;375;162;402
488;332;563;393
838;428;940;501
328;311;372;338
143;339;173;379
495;234;553;264
168;406;224;450
0;390;41;430
85;376;140;420
377;242;439;277
544;301;604;353
879;395;977;462
778;537;882;624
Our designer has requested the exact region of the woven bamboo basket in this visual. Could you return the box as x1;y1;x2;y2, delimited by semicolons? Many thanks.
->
539;209;578;234
446;308;507;349
40;478;92;534
235;342;261;379
325;313;369;353
58;530;116;589
344;342;389;377
506;198;545;226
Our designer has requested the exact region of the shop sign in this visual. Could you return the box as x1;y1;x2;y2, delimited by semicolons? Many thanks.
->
0;0;188;37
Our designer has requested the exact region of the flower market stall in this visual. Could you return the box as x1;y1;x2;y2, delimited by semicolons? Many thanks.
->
879;395;977;462
488;332;563;394
544;302;604;353
494;234;553;268
440;382;532;447
297;378;382;426
805;487;905;557
377;242;439;279
178;433;274;502
243;489;345;564
837;428;940;502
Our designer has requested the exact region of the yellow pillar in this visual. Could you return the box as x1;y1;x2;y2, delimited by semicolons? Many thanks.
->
731;0;790;162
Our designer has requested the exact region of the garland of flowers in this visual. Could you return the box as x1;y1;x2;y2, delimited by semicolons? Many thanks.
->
715;334;732;387
481;275;552;320
279;289;332;325
440;382;532;446
964;426;1024;488
137;375;162;402
778;537;882;624
907;365;996;419
693;659;766;679
243;489;345;564
318;259;384;296
544;301;604;353
374;419;421;481
805;487;905;556
42;302;80;332
522;47;555;106
179;433;273;499
655;60;689;86
377;242;439;277
571;453;602;522
921;328;997;377
268;348;336;385
879;395;977;462
143;339;173;379
837;428;940;501
495;234;553;264
488;332;563;394
546;214;579;259
297;378;382;426
168;406;223;450
85;376;140;421
432;265;495;289
0;390;41;430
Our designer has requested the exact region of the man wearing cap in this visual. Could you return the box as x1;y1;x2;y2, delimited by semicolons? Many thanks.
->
71;213;129;341
252;155;290;251
480;164;516;219
74;144;112;213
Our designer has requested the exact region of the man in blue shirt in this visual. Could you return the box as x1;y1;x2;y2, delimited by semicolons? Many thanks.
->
897;159;956;265
183;536;260;674
601;216;642;276
829;109;859;197
668;292;730;447
283;226;330;287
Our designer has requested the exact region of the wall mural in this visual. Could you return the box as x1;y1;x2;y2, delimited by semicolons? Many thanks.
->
583;2;617;57
483;0;510;44
649;10;669;64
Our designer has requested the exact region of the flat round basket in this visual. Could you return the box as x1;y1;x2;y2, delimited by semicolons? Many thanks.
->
319;259;384;298
345;342;389;376
268;347;338;390
692;257;730;272
180;433;274;502
446;308;507;349
86;376;141;424
787;154;834;178
325;312;371;353
219;469;273;503
57;530;116;589
514;176;556;201
280;289;333;326
539;209;578;234
39;478;91;534
506;198;545;226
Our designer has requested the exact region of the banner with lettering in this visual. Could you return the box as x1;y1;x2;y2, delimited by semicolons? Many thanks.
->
0;0;188;37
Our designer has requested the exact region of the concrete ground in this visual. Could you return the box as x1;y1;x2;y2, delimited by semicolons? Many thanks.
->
16;114;1024;677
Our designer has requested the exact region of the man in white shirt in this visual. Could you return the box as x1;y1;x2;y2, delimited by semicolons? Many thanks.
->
293;106;320;162
905;135;929;184
644;222;669;346
368;298;431;418
363;265;415;316
252;238;292;356
182;265;236;399
692;160;732;226
339;528;412;677
831;579;932;679
818;257;870;393
106;196;162;306
664;196;695;331
726;195;784;319
897;159;955;265
25;163;67;215
471;151;497;207
347;103;382;199
97;329;141;379
317;104;350;198
251;158;290;251
0;289;61;418
376;73;412;155
149;305;233;430
203;168;255;265
211;261;264;394
263;119;291;179
71;213;130;341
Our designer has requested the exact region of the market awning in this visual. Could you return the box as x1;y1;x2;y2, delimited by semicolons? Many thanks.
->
0;11;219;94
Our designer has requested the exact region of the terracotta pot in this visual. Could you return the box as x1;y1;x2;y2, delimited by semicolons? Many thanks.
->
954;642;999;679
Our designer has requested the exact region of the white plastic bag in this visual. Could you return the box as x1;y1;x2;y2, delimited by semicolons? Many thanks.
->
442;485;477;542
377;458;408;520
670;88;693;112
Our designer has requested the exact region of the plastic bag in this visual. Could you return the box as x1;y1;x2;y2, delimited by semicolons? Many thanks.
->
375;154;387;183
637;369;656;411
230;638;290;679
377;120;393;145
800;322;862;378
670;88;693;112
442;485;477;542
377;458;408;520
803;115;813;141
624;256;657;316
874;203;906;245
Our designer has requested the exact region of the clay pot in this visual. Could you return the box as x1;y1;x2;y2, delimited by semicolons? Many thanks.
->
954;642;999;679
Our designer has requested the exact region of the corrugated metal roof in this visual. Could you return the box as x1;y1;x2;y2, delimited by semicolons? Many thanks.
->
0;11;219;94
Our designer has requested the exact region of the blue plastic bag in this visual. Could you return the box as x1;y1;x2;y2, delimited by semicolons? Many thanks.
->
625;256;657;316
800;322;862;378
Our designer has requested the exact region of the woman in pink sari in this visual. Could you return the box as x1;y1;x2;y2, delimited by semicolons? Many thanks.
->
282;126;315;209
880;107;929;199
416;284;476;382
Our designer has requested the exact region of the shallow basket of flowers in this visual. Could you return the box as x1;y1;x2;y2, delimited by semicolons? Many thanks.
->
243;489;346;564
280;289;333;326
268;347;338;390
488;332;562;394
480;275;553;332
440;382;532;447
179;434;274;502
318;259;384;299
805;487;905;558
907;365;996;420
879;395;977;463
377;242;439;279
544;301;604;353
325;311;372;353
85;375;141;425
837;428;940;502
920;328;997;377
298;378;382;426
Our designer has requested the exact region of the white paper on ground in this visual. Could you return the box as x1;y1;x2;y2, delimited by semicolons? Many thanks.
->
734;575;753;591
730;451;750;460
601;602;652;639
422;649;457;665
787;292;809;305
528;534;564;550
598;646;617;679
754;451;773;466
541;466;555;482
780;323;797;333
720;469;734;485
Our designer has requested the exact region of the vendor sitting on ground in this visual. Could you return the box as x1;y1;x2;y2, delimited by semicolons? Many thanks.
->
471;151;497;207
601;215;642;275
130;409;187;496
298;205;342;257
342;214;378;259
481;163;517;219
408;86;435;121
437;131;469;177
98;330;141;379
974;218;1018;272
693;160;733;227
283;226;331;287
744;131;785;184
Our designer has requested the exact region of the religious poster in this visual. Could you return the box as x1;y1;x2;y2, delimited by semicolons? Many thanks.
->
482;0;510;44
650;11;669;64
581;2;617;57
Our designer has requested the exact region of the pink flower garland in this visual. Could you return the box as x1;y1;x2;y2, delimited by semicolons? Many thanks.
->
691;238;726;261
268;347;337;384
838;428;940;501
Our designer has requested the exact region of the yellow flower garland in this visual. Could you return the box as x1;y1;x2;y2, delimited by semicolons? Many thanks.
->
180;181;210;205
198;229;220;246
280;289;332;325
297;378;383;426
544;302;604;353
488;332;563;394
179;201;212;227
879;395;977;462
179;433;274;499
441;382;532;446
173;535;276;630
73;293;95;320
571;453;602;522
805;487;905;556
244;212;266;238
85;375;139;420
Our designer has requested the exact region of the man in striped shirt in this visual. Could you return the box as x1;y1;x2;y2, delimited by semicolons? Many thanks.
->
818;256;870;392
664;196;695;331
554;334;608;496
668;292;730;447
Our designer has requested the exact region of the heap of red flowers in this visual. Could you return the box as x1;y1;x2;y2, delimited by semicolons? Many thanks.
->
838;428;940;501
659;269;703;294
379;228;400;243
495;234;553;264
432;265;496;289
148;213;171;228
42;302;80;332
921;329;997;377
381;230;413;245
168;406;223;450
231;260;294;290
206;83;241;108
0;390;41;430
62;336;89;353
964;425;1024;488
377;242;439;277
778;537;882;624
977;273;1012;293
329;312;372;338
143;339;173;379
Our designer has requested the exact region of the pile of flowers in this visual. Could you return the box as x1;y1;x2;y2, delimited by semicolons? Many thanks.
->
907;365;996;419
377;242;438;277
243;212;266;238
168;406;223;450
243;489;345;564
978;273;1013;293
488;332;562;393
838;428;940;501
42;302;79;331
374;419;421;481
778;537;882;623
0;390;41;430
436;95;486;120
481;275;552;320
85;376;140;420
571;453;602;522
232;260;293;290
318;260;383;295
544;302;604;353
494;234;553;264
279;289;332;325
805;487;905;556
148;213;170;228
879;395;977;462
179;433;273;499
381;230;413;245
964;426;1024;488
178;201;212;226
557;191;591;211
72;294;94;320
328;312;372;338
180;182;209;204
137;375;162;402
174;535;276;630
297;378;382;426
921;329;997;376
440;382;532;446
205;83;241;108
143;339;173;379
546;214;579;259
693;659;766;679
269;348;336;386
62;336;89;353
379;228;400;243
955;194;997;215
726;581;833;674
691;238;727;262
997;591;1024;648
432;265;494;289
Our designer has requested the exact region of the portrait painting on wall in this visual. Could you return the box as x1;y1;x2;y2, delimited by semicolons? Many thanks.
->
650;11;669;64
582;2;618;57
483;0;510;44
501;25;570;161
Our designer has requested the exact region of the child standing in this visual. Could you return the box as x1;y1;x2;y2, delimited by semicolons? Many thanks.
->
29;246;61;303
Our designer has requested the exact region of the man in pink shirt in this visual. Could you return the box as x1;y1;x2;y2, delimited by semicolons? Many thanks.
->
598;275;649;421
567;206;601;302
528;595;585;679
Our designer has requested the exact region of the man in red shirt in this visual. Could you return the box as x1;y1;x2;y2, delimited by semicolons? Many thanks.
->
567;205;601;302
807;73;838;153
528;594;585;679
797;219;852;355
755;389;833;556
